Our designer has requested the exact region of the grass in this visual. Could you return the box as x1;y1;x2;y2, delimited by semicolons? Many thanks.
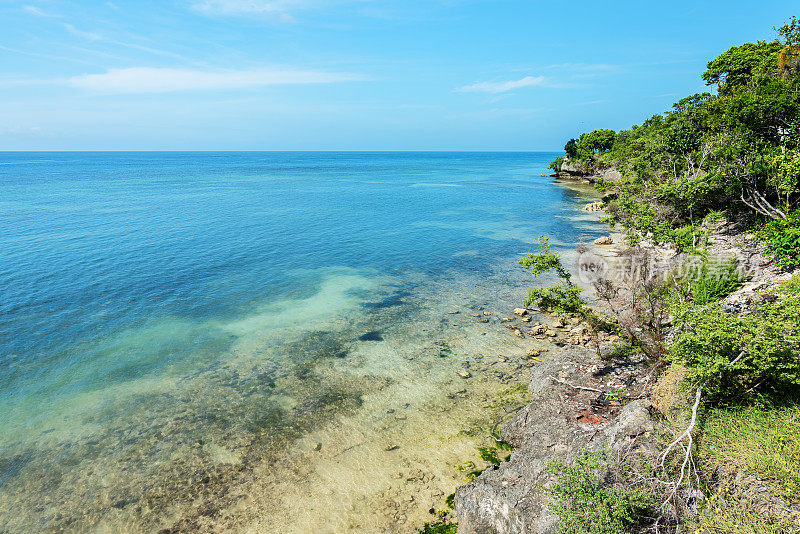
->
690;498;798;533
698;403;800;498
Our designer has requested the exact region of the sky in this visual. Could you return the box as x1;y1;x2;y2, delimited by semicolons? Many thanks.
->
0;0;796;150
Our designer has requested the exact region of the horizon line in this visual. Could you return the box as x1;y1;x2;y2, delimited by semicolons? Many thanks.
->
0;149;563;153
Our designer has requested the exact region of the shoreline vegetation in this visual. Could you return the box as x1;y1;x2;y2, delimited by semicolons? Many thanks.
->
437;15;800;534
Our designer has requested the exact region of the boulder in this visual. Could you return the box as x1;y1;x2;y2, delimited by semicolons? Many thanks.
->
593;236;613;245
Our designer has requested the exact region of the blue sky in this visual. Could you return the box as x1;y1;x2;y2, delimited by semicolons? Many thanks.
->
0;0;796;150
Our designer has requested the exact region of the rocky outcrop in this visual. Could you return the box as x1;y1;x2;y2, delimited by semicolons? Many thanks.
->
581;201;603;212
551;161;624;186
454;346;655;534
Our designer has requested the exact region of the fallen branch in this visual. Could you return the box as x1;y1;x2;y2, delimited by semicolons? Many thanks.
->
657;350;746;511
550;376;603;393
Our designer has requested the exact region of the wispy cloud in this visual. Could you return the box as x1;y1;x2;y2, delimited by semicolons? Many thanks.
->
63;23;102;41
456;76;548;94
22;5;59;17
66;67;365;93
190;0;303;21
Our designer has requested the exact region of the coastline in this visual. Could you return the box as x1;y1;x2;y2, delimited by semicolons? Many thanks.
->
450;180;796;533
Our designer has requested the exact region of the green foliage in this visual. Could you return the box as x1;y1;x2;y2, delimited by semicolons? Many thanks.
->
669;275;800;401
681;259;744;305
579;128;617;154
547;451;652;534
553;16;800;247
702;41;784;94
524;284;584;314
549;155;565;171
519;237;587;314
518;237;571;278
778;15;800;46
755;209;800;268
565;138;579;159
477;447;502;465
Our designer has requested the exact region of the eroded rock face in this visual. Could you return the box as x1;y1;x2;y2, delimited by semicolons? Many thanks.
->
454;346;655;534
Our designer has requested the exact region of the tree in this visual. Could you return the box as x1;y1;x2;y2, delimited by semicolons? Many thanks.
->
565;138;579;159
579;129;616;154
702;41;784;94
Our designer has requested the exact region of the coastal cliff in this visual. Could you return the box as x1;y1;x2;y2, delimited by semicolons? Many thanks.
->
451;214;799;533
454;345;655;534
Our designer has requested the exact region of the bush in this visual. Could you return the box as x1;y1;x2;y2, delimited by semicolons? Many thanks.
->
519;237;585;314
669;275;800;401
549;155;565;172
547;451;652;534
689;260;743;305
755;210;800;269
669;258;744;305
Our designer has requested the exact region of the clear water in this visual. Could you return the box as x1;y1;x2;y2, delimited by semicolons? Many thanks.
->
0;152;605;532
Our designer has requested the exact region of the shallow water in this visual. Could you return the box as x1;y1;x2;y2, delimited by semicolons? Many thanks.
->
0;152;606;532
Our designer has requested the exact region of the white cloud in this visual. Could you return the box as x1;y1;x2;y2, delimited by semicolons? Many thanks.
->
457;76;547;94
22;5;59;17
190;0;304;21
66;67;365;93
63;23;102;41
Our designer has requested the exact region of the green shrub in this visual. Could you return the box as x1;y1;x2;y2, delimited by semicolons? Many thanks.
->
549;155;565;171
523;284;584;315
547;451;652;534
671;258;744;305
755;210;800;269
519;237;586;314
669;275;800;401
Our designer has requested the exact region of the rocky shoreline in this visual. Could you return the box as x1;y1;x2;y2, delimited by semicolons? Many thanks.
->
451;206;787;533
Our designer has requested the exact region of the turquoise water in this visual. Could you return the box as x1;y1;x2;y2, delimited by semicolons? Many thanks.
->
0;152;604;532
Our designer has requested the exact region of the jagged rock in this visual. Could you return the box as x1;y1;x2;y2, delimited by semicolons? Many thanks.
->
455;346;656;534
459;370;472;379
529;324;547;335
593;236;613;245
513;308;528;316
582;201;603;212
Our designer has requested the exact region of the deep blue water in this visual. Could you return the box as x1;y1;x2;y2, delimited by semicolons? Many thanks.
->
0;152;603;531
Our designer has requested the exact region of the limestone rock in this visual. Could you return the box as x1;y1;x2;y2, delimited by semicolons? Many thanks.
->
582;201;603;212
593;236;613;245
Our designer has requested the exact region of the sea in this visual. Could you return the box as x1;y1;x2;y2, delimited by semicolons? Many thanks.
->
0;152;606;532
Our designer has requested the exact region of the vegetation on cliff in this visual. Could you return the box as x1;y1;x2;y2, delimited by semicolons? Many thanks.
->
536;16;800;533
553;16;800;250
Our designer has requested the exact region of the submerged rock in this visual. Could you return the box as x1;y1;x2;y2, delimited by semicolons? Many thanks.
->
358;331;384;341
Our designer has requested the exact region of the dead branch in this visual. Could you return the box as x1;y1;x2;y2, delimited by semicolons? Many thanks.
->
549;376;603;393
